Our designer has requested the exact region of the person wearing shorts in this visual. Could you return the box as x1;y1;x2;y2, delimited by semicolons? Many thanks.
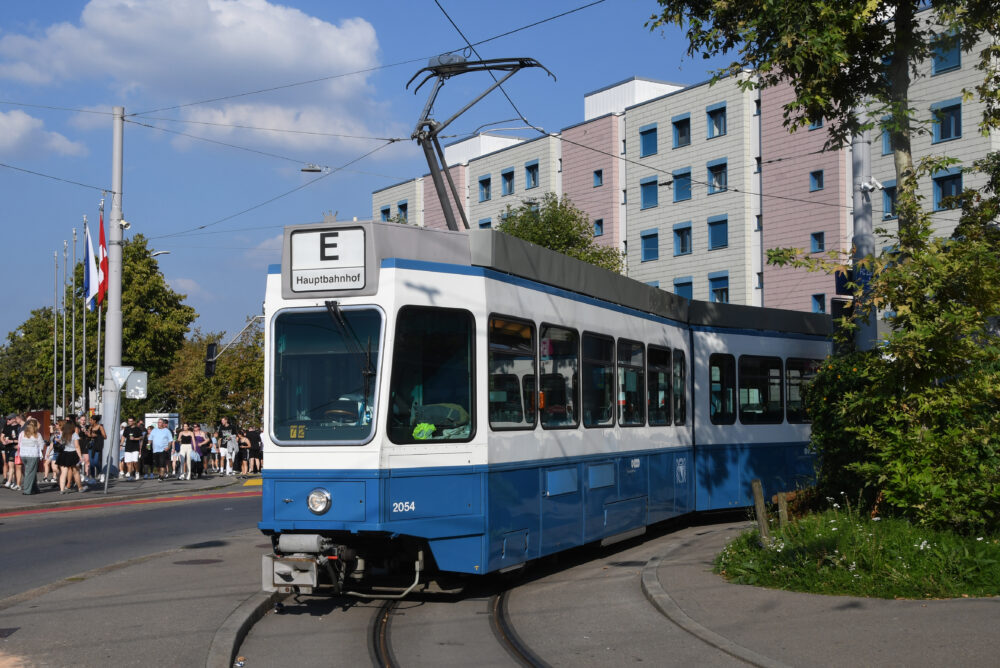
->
148;419;173;480
122;417;144;480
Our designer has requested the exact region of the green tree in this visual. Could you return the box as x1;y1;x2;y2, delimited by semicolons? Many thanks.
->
648;0;1000;246
0;307;58;414
799;154;1000;532
497;193;624;273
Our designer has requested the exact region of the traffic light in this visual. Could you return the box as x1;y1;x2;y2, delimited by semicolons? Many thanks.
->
205;342;218;378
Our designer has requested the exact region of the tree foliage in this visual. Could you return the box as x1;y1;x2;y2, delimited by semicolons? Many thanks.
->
796;155;1000;532
648;0;1000;245
497;193;624;273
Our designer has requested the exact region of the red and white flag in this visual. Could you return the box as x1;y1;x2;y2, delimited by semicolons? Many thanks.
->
84;224;100;311
97;210;109;305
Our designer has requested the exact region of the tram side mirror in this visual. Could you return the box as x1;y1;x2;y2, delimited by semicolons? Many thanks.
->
205;342;218;378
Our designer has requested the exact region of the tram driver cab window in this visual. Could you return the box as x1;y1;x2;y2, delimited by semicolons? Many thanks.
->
387;306;475;443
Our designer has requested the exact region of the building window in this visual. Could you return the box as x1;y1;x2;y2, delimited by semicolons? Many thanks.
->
754;214;762;231
932;33;961;74
479;218;492;229
810;231;825;253
708;160;728;194
881;117;893;155
593;218;604;236
646;281;660;288
621;139;626;155
674;223;692;256
621;189;627;204
380;206;391;222
524;162;539;190
708;215;728;250
672;169;691;202
639;124;658;157
932;100;961;143
933;170;962;211
593;169;603;187
640;176;659;209
812;294;826;314
706;103;727;139
501;168;514;196
754;99;761;116
809;170;825;191
397;201;408;222
756;272;763;289
558;158;562;172
882;181;897;219
479;176;491;202
673;278;693;300
640;229;659;262
672;114;691;148
754;157;761;173
808;116;823;130
709;273;729;303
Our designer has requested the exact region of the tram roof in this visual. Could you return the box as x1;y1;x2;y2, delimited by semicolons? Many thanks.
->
280;220;831;337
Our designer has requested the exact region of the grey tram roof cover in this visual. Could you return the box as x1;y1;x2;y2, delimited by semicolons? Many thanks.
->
281;220;831;337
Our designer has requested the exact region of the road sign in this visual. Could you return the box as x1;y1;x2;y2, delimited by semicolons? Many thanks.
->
125;371;148;399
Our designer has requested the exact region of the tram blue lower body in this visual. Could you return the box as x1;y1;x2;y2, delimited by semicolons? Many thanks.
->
258;443;812;576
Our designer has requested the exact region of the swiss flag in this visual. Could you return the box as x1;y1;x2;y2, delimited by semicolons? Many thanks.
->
97;211;109;305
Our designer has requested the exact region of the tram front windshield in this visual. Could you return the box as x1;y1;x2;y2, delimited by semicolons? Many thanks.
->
272;308;381;443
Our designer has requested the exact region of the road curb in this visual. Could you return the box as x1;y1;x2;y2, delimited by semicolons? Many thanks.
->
206;590;287;668
0;478;245;515
641;529;793;668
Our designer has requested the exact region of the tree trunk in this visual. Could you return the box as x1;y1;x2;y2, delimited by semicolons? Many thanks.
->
889;1;919;249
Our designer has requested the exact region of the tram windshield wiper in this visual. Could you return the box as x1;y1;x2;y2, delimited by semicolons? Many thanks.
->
325;300;376;416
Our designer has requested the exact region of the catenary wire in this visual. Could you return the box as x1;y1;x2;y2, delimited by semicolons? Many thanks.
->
0;161;112;193
147;140;396;240
129;0;606;117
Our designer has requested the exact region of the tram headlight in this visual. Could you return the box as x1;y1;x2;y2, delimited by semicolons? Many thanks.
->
306;488;332;515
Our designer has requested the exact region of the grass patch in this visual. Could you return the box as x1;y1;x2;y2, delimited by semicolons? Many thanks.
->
715;496;1000;599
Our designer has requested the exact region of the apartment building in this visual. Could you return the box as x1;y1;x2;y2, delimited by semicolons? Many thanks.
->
762;14;996;313
372;178;421;225
623;75;762;305
467;134;562;229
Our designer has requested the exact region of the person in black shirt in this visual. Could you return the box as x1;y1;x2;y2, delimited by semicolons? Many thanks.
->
2;415;20;488
247;427;263;474
122;416;146;481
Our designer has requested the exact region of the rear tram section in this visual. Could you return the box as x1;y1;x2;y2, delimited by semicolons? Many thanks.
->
260;221;830;595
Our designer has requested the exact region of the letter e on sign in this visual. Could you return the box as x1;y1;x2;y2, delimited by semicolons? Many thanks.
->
290;227;365;292
319;232;339;261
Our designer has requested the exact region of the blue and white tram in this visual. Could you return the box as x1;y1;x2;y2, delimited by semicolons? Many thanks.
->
260;221;830;594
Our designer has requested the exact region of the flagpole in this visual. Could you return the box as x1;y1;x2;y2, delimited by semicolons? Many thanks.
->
82;217;89;415
72;227;77;416
53;251;58;422
96;198;105;417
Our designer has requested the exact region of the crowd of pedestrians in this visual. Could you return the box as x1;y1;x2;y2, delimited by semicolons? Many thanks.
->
0;412;263;495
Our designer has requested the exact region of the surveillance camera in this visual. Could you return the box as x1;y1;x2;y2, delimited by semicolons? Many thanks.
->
861;177;884;193
119;220;131;230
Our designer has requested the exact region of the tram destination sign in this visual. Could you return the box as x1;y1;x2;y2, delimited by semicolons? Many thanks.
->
289;227;366;292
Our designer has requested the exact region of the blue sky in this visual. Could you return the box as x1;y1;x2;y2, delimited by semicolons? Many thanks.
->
0;0;729;342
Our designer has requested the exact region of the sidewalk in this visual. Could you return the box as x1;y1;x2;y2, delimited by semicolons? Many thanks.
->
645;522;1000;667
0;470;255;515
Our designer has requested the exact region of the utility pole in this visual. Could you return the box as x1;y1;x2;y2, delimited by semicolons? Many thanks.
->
851;129;878;351
102;106;125;476
62;239;67;418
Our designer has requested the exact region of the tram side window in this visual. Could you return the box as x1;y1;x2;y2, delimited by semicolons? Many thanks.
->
709;354;736;425
673;349;686;425
738;356;784;424
618;340;645;426
489;316;536;430
539;325;579;428
787;358;822;423
647;346;671;426
583;333;615;427
387;306;474;443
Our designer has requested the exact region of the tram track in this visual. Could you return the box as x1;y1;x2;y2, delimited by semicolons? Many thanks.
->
365;587;549;668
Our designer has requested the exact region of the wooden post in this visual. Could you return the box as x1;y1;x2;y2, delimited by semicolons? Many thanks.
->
777;492;789;528
751;478;769;542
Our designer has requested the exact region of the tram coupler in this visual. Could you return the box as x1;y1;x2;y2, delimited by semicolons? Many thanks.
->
262;534;357;594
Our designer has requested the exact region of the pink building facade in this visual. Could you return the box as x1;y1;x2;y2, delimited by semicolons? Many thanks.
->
560;113;623;250
422;165;467;231
760;83;851;313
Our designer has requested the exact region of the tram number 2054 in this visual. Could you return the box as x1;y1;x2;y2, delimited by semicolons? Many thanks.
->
392;501;416;513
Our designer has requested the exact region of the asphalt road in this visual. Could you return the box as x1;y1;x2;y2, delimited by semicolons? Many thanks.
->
0;494;262;600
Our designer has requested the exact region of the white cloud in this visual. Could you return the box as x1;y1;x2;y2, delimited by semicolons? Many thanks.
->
244;233;282;262
0;0;391;154
0;110;88;157
167;276;208;299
